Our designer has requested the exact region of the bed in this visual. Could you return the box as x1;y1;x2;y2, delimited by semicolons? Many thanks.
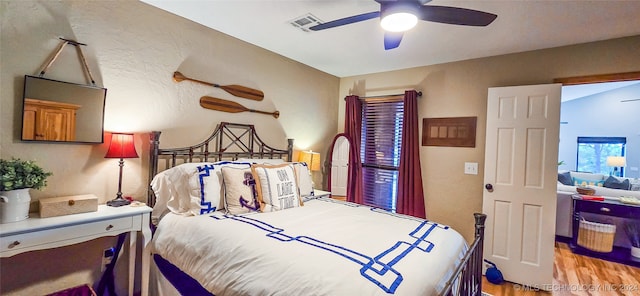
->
146;122;486;296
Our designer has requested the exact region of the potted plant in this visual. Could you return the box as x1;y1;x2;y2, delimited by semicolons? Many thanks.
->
624;220;640;258
0;158;52;223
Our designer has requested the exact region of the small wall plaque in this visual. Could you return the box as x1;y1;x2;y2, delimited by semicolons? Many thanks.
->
422;116;477;147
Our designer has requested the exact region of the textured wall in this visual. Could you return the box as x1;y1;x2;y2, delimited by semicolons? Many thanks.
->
338;36;640;243
0;1;339;294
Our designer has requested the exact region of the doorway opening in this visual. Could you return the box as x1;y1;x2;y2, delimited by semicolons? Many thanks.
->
553;72;640;289
558;78;640;178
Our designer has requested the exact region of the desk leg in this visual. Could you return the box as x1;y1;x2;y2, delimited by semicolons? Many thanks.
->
141;213;152;296
129;230;136;296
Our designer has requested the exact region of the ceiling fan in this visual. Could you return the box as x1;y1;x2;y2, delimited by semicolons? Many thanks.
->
309;0;498;50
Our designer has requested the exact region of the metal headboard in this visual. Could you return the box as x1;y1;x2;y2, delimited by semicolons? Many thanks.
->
147;122;293;206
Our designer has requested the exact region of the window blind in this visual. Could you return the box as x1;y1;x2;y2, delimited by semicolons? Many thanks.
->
360;99;404;211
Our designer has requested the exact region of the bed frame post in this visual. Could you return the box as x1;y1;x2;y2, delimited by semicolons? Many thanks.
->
148;131;161;206
473;213;487;295
287;138;294;162
439;212;487;296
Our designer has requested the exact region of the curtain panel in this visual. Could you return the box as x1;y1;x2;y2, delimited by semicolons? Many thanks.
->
397;90;426;218
344;95;363;204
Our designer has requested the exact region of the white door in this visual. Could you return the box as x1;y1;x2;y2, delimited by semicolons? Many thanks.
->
482;84;561;289
331;136;350;196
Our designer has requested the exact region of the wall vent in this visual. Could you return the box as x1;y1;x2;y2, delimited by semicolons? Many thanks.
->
289;13;323;32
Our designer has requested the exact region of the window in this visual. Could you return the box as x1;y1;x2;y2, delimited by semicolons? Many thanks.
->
576;137;626;175
360;98;404;211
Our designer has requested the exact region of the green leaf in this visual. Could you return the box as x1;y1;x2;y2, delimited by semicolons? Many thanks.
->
0;158;52;191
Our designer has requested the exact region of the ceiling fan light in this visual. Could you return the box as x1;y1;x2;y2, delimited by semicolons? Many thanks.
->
381;12;418;32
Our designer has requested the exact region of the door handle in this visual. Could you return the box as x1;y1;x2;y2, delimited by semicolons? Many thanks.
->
485;184;494;192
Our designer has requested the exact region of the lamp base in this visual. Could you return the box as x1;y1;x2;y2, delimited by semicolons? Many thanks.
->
107;198;131;207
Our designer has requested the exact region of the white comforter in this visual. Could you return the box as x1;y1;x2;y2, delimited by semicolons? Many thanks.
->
149;198;467;296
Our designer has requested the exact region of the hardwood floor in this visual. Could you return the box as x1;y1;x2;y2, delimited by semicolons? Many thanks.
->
331;195;346;201
482;242;640;296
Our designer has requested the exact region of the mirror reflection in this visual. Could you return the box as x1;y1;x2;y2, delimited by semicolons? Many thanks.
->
328;133;352;201
21;75;106;143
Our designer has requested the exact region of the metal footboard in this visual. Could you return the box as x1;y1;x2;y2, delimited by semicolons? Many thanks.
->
440;213;487;296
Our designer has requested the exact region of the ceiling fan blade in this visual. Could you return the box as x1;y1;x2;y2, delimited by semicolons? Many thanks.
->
420;5;497;26
384;32;404;50
309;11;381;31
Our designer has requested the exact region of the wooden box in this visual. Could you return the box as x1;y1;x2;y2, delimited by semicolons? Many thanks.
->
39;194;98;218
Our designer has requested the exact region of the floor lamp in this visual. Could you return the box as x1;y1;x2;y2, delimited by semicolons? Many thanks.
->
105;133;138;207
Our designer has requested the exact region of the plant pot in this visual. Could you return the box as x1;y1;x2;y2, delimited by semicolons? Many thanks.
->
0;188;31;223
632;247;640;259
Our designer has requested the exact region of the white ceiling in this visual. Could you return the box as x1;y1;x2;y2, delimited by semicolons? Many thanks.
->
141;0;640;78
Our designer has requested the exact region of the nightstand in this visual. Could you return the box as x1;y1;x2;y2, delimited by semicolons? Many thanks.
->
314;189;332;198
0;204;152;296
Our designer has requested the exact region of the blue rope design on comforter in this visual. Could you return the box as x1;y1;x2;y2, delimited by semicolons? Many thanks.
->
211;201;449;294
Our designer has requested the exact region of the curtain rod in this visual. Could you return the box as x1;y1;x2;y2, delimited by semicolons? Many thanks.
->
345;90;422;100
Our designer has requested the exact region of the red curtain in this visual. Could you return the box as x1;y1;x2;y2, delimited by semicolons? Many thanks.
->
344;95;363;204
397;90;426;218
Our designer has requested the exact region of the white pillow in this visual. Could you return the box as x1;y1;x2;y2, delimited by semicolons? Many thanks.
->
251;163;303;212
293;162;314;197
150;170;173;224
151;163;211;216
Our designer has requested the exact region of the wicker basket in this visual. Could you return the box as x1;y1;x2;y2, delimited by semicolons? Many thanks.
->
576;186;595;195
577;219;616;253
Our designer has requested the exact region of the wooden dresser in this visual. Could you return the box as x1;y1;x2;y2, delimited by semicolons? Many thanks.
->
22;98;81;141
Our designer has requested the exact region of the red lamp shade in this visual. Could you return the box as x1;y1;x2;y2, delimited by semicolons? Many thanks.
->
105;133;138;159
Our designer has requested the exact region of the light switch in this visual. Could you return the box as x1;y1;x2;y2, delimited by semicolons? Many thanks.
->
464;162;478;175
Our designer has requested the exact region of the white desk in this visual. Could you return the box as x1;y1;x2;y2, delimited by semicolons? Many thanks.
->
0;204;152;296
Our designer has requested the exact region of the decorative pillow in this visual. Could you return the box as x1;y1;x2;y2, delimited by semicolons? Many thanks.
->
251;163;303;212
161;161;253;216
630;179;640;191
603;176;631;190
569;172;604;181
557;172;572;186
221;166;261;215
293;162;314;197
572;177;604;187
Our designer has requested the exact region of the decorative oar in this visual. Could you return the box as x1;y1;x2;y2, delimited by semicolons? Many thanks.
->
200;96;279;118
173;71;264;101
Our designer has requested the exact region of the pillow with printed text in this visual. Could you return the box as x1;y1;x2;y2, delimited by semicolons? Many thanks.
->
251;163;303;212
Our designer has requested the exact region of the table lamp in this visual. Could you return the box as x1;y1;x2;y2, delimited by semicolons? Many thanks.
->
298;150;321;172
298;150;321;187
606;156;626;177
105;133;138;207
